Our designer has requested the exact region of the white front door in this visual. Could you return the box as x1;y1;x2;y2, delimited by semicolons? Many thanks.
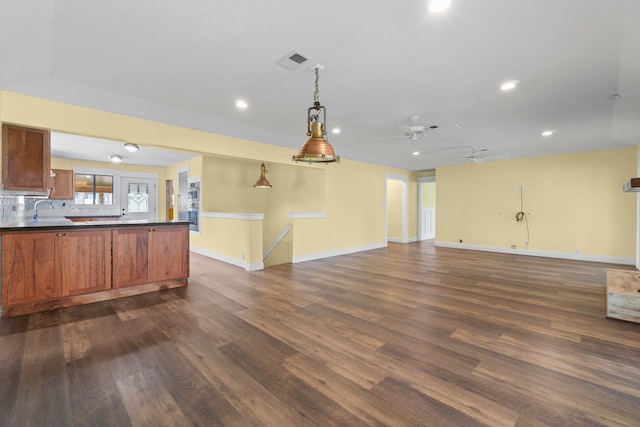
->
120;177;157;220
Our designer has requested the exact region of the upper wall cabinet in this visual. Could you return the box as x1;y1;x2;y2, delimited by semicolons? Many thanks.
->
49;169;74;200
2;124;51;192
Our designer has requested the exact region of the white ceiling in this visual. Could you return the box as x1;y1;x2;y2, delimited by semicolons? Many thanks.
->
50;132;197;168
1;0;639;171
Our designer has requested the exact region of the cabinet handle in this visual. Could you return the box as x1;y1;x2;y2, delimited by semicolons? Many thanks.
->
148;228;156;232
56;232;69;237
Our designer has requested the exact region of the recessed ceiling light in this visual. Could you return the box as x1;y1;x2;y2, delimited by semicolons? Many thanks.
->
109;155;123;163
541;130;555;137
413;151;420;156
235;99;248;109
332;127;341;134
124;143;139;152
500;80;519;91
428;0;451;13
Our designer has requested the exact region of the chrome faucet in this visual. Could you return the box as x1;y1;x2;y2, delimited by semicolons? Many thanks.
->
33;200;54;220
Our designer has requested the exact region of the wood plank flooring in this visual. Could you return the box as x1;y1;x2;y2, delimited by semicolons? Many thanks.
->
2;241;640;426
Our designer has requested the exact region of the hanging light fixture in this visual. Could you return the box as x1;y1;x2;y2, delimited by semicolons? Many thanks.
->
292;65;340;164
253;163;272;188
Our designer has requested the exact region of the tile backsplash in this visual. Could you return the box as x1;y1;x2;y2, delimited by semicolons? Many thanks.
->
0;195;120;226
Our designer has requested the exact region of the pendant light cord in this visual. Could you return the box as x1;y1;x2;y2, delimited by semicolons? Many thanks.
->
313;67;320;105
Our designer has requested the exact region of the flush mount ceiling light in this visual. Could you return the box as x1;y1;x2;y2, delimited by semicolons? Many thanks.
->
253;163;272;188
124;143;139;152
292;65;340;164
235;99;248;109
109;155;123;163
500;80;519;91
413;151;420;156
541;130;555;137
428;0;451;13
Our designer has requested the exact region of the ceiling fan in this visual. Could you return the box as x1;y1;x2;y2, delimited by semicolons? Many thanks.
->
398;115;439;141
374;115;439;142
465;146;489;163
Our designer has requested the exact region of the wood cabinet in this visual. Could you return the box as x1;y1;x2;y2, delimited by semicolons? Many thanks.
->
112;225;189;288
1;223;189;316
2;124;51;192
60;230;111;296
49;169;74;200
1;232;58;306
1;229;111;307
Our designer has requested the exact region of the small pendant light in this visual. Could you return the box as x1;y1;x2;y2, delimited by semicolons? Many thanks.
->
253;163;272;188
292;65;340;164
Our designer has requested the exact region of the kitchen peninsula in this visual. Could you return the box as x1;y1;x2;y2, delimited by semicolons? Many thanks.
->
0;219;189;317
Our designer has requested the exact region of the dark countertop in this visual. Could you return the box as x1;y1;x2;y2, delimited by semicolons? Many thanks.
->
0;217;189;233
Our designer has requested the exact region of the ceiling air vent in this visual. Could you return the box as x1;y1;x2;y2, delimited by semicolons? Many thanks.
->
276;51;310;71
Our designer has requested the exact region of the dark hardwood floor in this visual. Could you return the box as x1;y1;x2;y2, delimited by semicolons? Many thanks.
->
2;241;640;426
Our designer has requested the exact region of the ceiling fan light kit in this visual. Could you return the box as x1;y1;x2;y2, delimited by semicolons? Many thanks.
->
292;65;340;164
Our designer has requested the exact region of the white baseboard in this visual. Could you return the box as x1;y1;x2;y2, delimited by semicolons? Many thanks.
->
190;247;264;271
435;241;634;265
293;242;387;263
387;237;418;244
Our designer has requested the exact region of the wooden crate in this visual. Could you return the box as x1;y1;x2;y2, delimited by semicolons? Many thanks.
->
606;269;640;323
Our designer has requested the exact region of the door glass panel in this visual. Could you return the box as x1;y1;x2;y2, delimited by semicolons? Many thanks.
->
127;183;149;213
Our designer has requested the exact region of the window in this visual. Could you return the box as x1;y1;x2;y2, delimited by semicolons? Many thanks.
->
74;174;113;205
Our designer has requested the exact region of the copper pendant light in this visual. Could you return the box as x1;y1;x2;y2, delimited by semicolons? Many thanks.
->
253;163;272;188
292;65;340;164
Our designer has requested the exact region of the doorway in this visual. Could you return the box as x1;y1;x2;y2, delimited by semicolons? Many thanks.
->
418;176;436;241
119;176;157;220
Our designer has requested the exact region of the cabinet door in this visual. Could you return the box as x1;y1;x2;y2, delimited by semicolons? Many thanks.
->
2;124;51;192
60;229;112;296
112;227;150;288
149;225;189;281
50;169;74;200
2;232;59;306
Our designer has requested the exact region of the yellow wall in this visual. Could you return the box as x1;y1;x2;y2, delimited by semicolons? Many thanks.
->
12;91;633;265
1;91;410;266
436;147;637;259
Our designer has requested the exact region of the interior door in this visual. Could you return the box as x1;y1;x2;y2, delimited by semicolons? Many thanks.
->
120;177;157;220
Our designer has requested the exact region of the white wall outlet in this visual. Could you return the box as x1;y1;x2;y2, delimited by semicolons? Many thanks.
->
524;240;528;248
